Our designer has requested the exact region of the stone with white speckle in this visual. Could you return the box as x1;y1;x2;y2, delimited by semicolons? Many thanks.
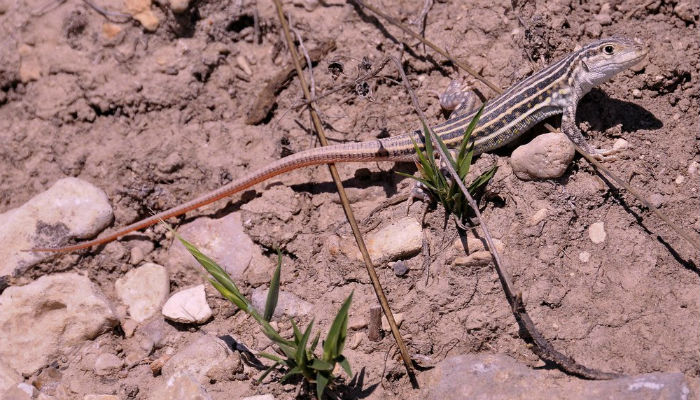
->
0;178;113;277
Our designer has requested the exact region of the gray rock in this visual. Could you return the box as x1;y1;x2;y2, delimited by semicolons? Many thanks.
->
392;261;409;276
0;178;113;276
2;383;36;400
0;273;118;375
251;288;312;320
161;335;241;383
421;354;691;400
149;370;211;400
588;221;607;244
161;284;212;324
510;132;575;180
167;213;273;281
115;263;169;322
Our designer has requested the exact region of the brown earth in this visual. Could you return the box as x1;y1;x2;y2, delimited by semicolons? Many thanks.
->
1;0;698;398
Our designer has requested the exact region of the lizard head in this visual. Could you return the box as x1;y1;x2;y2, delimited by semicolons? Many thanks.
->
576;37;648;93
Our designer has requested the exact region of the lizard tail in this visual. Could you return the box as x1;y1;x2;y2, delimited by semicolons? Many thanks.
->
29;140;405;253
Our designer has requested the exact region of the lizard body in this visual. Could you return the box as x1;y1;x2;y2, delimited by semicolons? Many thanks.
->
34;37;647;253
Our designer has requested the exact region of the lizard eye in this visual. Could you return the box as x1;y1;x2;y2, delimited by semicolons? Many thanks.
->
603;45;615;55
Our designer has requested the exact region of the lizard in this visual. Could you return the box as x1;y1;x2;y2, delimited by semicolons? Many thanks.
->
32;37;647;253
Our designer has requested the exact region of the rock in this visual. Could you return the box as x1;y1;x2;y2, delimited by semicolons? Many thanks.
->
115;263;169;323
0;178;112;277
579;251;591;263
673;1;699;23
341;217;422;263
510;132;575;180
124;0;159;31
161;335;241;383
18;44;41;83
251;288;312;319
381;313;404;331
584;21;602;37
168;213;273;282
84;395;120;400
452;236;504;266
101;23;122;40
240;395;276;400
613;139;629;151
3;383;36;400
0;273;117;375
588;222;606;244
0;360;21;394
687;161;699;175
529;208;548;226
149;370;211;400
421;354;690;400
162;284;212;324
94;353;124;376
168;0;189;13
392;261;409;276
137;317;170;352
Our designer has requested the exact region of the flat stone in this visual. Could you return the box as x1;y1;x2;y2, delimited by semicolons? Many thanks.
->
510;132;575;180
94;353;124;376
168;213;272;281
421;354;690;400
162;284;212;324
0;178;112;277
149;371;211;400
588;222;607;244
341;217;422;263
3;383;35;400
161;335;241;383
0;273;117;375
251;288;312;320
115;263;169;322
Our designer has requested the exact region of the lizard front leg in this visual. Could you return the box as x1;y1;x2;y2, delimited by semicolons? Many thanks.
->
561;104;619;161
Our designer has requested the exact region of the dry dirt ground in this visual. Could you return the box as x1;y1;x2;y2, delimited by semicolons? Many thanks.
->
1;0;699;398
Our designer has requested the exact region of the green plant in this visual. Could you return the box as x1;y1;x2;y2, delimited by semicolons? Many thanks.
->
400;107;497;222
176;235;352;399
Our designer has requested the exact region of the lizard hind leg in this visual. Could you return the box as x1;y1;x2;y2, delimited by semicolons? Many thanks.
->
439;78;480;120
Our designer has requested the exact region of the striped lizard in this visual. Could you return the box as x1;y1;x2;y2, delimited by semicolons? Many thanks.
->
33;37;647;253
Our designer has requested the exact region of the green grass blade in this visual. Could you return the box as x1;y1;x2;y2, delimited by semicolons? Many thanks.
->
281;365;303;383
296;319;314;365
264;250;282;322
310;331;320;354
338;355;352;377
316;371;329;400
258;352;284;363
310;359;333;371
291;319;302;343
323;292;353;361
257;362;280;383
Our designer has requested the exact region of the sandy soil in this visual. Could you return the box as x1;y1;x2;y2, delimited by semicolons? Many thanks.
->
1;0;698;398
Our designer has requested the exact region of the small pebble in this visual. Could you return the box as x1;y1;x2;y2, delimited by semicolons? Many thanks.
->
588;222;606;244
612;138;629;151
632;89;642;98
381;313;404;331
687;161;699;175
236;55;252;76
579;251;591;263
393;260;409;276
675;175;685;185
